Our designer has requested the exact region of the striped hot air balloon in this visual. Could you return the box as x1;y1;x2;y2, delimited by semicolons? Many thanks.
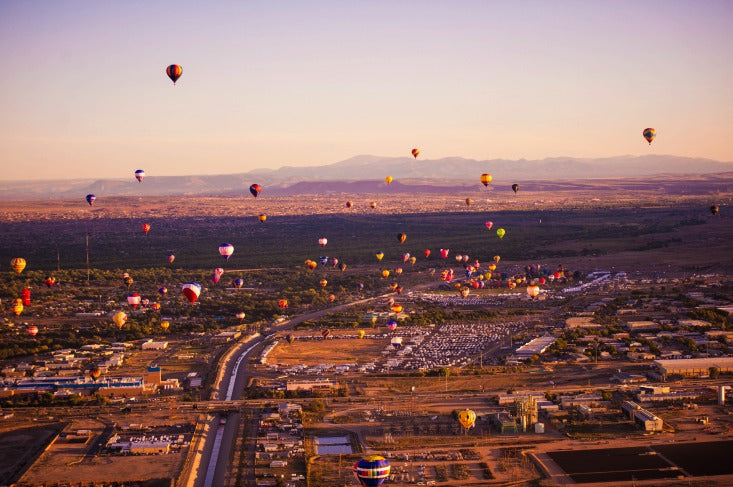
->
353;456;390;486
182;282;202;303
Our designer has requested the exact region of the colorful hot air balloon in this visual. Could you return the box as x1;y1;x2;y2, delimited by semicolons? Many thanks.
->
127;293;141;309
457;409;476;429
232;278;244;288
385;176;393;185
166;64;183;84
327;293;336;303
89;367;102;381
493;255;501;263
391;304;403;313
286;334;295;344
423;249;431;258
394;267;403;275
10;258;26;275
387;320;397;331
527;285;540;298
390;336;403;349
12;299;23;316
211;267;224;283
465;197;473;206
643;127;656;145
44;276;56;288
258;213;267;223
353;456;390;486
485;221;493;230
710;205;720;216
496;228;506;239
158;286;168;296
236;312;246;322
397;233;406;244
346;200;353;208
305;259;318;270
319;279;328;288
167;252;175;264
219;243;234;260
321;329;330;339
160;320;170;331
318;237;328;247
278;299;289;309
142;223;151;235
370;201;377;209
113;311;127;329
151;302;161;312
375;251;384;261
411;148;420;159
402;252;411;262
27;325;39;337
182;282;202;303
512;183;520;194
134;169;145;182
480;173;492;187
86;194;96;206
249;184;261;197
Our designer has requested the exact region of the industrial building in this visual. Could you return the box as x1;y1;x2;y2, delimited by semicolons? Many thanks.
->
513;336;557;361
621;401;663;432
654;357;733;379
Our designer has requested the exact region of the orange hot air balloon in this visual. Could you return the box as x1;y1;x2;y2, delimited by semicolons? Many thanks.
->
258;214;267;223
465;198;473;206
423;249;431;258
457;409;476;429
346;200;353;208
411;148;420;158
12;299;24;316
142;223;151;235
397;233;407;243
113;311;127;330
391;304;403;313
90;367;102;381
327;293;336;303
10;258;26;275
160;320;170;331
28;325;39;337
166;64;183;84
381;270;390;278
527;285;540;298
385;176;393;185
319;279;328;288
370;201;377;209
480;173;492;187
278;299;289;309
643;127;656;145
493;255;501;263
394;267;403;275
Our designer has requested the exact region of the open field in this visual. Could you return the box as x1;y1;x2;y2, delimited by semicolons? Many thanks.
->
268;335;389;366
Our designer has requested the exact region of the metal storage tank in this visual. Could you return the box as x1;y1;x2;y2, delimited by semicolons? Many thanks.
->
534;422;545;434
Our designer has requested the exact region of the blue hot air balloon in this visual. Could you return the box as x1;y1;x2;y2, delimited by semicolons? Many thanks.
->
353;456;390;486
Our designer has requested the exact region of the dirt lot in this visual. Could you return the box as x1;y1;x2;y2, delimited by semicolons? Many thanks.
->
268;333;390;366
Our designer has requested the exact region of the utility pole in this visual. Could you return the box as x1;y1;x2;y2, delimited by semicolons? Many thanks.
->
85;223;90;286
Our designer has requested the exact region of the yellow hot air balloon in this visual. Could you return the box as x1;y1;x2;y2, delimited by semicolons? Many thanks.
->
391;304;403;313
160;320;170;331
319;279;328;288
370;201;377;209
488;263;497;272
113;311;127;330
258;214;267;223
457;409;476;429
480;174;492;187
526;285;540;298
10;258;26;275
358;329;366;339
381;270;390;278
12;298;24;316
496;228;506;239
385;176;393;185
643;127;656;145
375;251;384;261
493;255;501;263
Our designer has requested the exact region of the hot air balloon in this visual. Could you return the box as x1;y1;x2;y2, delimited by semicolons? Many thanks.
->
10;258;26;275
278;299;289;309
142;223;151;235
465;198;473;206
408;256;416;265
710;205;720;216
158;286;168;296
391;304;403;313
230;278;243;289
249;184;261;197
113;311;127;329
353;455;390;486
327;293;336;303
496;228;506;239
375;252;384;261
151;302;161;312
512;183;520;194
440;249;449;259
381;270;390;278
493;255;501;263
370;201;377;209
390;336;403;350
457;409;476;429
411;148;419;158
282;334;294;345
460;287;470;298
319;279;328;288
339;262;348;272
385;176;393;185
12;299;23;316
27;325;38;337
455;255;463;263
480;173;492;187
423;249;431;258
346;200;353;208
358;329;366;339
236;312;246;322
127;293;141;309
643;127;656;145
390;282;399;292
387;320;397;331
219;243;234;260
167;252;175;264
488;263;497;272
160;320;170;331
318;237;328;247
401;252;410;262
89;367;102;381
397;233;407;243
258;214;267;223
135;169;145;182
321;329;330;339
21;288;31;306
166;64;183;84
123;274;134;288
44;276;56;288
538;277;546;285
182;282;202;303
306;260;318;270
527;285;540;298
211;267;224;283
86;194;96;206
394;267;403;275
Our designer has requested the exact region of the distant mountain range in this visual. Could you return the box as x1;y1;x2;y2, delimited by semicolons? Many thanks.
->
1;154;731;200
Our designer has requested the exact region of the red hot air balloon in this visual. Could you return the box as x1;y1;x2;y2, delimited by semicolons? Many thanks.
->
127;293;141;309
411;148;420;159
440;248;450;259
142;223;151;235
21;288;31;306
485;221;493;230
166;64;183;84
28;325;39;337
278;299;289;309
249;184;261;197
182;282;202;303
423;249;431;258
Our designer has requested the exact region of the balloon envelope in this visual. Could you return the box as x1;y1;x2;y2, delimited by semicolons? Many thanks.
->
480;173;492;186
354;456;390;486
182;282;202;303
411;148;419;158
496;228;506;239
643;127;656;144
166;64;182;84
86;194;96;205
219;243;234;260
249;184;261;197
134;169;145;182
10;258;26;275
457;409;477;429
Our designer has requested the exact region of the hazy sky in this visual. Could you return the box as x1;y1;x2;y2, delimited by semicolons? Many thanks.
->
1;0;732;180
